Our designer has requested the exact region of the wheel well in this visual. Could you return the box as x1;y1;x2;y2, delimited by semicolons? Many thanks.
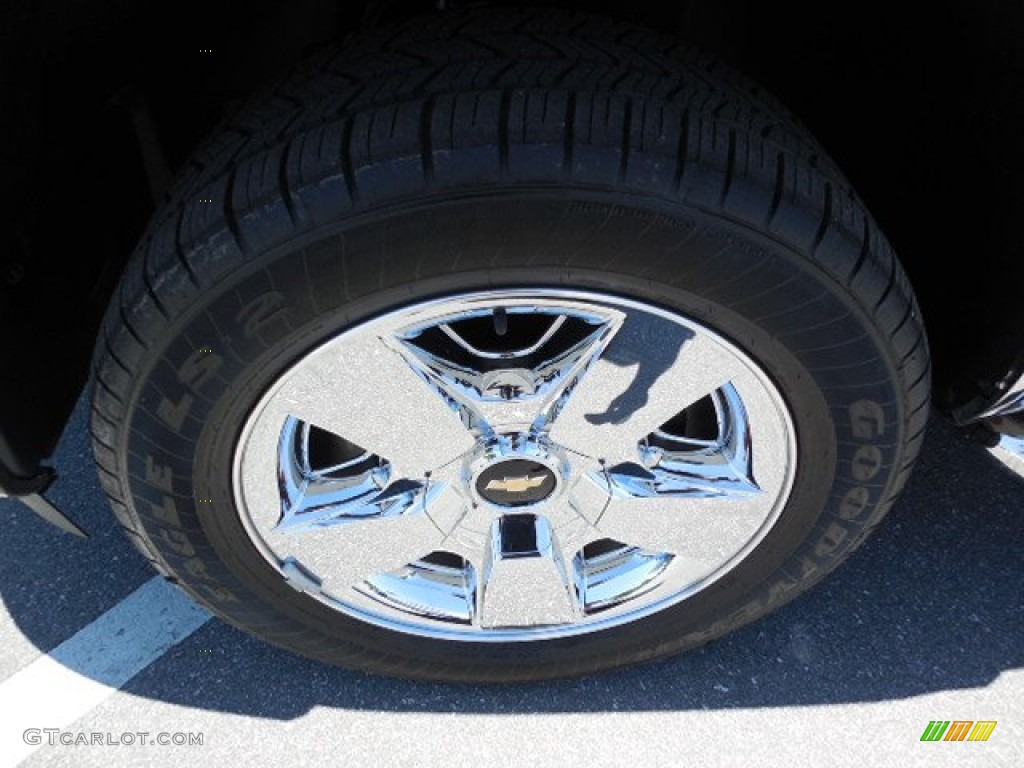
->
2;0;1019;475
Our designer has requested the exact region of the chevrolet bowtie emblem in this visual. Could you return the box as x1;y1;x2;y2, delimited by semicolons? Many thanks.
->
485;475;546;493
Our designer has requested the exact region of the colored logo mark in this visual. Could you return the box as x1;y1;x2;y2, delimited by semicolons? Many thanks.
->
920;720;997;742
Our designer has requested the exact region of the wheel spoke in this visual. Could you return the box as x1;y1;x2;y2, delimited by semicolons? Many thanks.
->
543;467;610;562
276;475;422;533
441;465;608;591
549;311;745;464
477;515;580;627
267;484;467;592
603;383;762;499
578;374;789;569
270;333;476;477
590;493;774;564
394;307;623;434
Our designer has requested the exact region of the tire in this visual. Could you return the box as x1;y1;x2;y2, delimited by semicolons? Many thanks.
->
89;8;930;682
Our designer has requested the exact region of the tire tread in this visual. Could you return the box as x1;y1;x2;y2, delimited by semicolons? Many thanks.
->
89;7;931;682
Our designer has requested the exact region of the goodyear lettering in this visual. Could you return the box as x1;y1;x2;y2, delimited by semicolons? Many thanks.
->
832;399;886;529
851;444;883;482
849;399;885;439
814;522;848;558
237;291;288;337
838;486;871;520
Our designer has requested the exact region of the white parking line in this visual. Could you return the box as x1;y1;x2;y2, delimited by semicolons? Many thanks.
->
991;434;1024;475
0;576;210;767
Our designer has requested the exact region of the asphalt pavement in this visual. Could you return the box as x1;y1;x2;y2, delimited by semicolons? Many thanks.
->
0;395;1021;767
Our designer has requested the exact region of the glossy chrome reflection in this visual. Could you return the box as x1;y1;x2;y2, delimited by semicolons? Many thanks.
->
953;366;1024;424
393;305;621;436
359;556;478;625
978;370;1024;419
573;542;674;614
479;515;577;627
438;314;567;360
606;384;761;499
232;290;797;641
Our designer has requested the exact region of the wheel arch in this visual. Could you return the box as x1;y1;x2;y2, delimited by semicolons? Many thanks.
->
2;0;1020;489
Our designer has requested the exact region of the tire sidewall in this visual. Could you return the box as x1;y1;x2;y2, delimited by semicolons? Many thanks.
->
121;193;905;679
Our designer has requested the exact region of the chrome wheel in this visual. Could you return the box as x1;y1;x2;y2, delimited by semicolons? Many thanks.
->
233;290;797;640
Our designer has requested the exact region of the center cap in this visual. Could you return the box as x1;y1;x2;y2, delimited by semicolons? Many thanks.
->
475;459;557;507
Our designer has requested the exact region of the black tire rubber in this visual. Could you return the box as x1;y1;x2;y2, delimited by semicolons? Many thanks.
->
89;8;930;682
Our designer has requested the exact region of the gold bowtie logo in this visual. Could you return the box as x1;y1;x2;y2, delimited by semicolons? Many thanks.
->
485;475;546;493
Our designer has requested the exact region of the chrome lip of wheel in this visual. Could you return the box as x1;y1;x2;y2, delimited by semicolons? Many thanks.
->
232;290;797;641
